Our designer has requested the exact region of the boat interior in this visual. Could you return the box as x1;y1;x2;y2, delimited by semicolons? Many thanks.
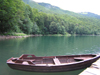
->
8;54;96;66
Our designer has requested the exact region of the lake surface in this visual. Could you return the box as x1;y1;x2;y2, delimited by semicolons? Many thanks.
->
0;36;100;75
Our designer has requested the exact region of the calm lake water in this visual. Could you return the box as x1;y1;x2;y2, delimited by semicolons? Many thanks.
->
0;36;100;75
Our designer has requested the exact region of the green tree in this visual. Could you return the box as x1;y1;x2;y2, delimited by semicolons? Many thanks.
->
49;21;58;34
0;0;16;33
68;23;76;34
32;22;40;34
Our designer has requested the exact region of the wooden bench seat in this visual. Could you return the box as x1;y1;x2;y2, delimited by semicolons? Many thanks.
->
53;57;61;65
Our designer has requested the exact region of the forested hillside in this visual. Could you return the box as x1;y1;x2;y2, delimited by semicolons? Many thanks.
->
0;0;100;35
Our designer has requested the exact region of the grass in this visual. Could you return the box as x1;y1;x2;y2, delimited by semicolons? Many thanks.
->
3;32;27;36
64;32;71;36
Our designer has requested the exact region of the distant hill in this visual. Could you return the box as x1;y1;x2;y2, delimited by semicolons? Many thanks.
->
38;2;70;14
79;12;100;19
23;0;100;19
38;2;81;16
22;0;83;17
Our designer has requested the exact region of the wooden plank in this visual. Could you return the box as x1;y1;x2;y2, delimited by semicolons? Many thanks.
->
79;58;100;75
87;68;100;75
93;62;100;66
53;58;61;65
92;58;100;69
79;68;100;75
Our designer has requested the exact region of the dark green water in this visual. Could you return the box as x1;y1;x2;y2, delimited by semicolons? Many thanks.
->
0;36;100;75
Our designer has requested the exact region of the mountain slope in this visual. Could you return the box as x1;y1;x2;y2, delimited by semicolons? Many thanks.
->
23;0;100;19
38;3;100;19
23;0;84;17
38;2;68;14
38;3;81;16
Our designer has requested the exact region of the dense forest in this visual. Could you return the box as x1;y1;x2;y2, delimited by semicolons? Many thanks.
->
0;0;100;35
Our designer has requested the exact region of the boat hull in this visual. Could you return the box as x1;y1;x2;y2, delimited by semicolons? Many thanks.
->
7;54;100;72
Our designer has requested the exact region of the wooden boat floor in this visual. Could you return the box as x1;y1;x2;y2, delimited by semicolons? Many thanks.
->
35;64;54;66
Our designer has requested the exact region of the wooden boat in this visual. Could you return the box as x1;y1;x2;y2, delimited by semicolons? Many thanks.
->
7;54;100;72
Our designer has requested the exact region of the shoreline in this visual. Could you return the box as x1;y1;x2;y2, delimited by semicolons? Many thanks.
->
0;35;42;40
0;34;99;40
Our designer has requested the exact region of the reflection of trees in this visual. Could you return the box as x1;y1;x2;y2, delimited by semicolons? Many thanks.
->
1;36;100;57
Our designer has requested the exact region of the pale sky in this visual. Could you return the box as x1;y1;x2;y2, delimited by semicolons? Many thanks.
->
33;0;100;15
